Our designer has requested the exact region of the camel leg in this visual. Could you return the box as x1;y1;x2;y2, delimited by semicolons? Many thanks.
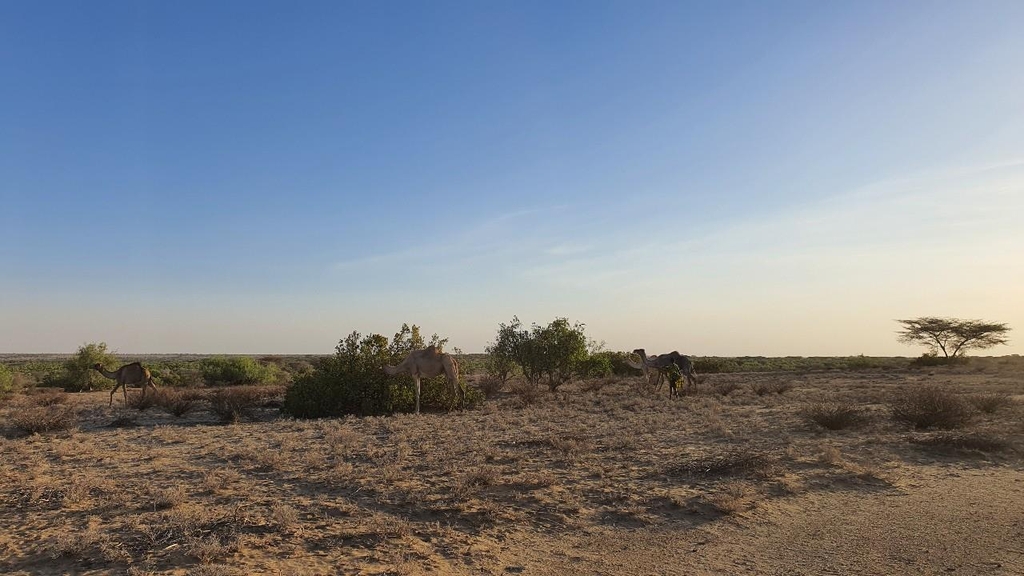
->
110;382;124;407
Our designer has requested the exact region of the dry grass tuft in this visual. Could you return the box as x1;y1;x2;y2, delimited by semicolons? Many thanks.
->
149;485;188;510
704;482;755;515
32;390;70;406
711;382;742;396
965;392;1014;414
9;405;77;435
911;431;1016;454
51;528;103;559
187;535;237;564
665;450;776;480
155;388;205;417
475;376;504;398
270;503;301;532
106;413;139;428
125;390;159;411
888;385;973;429
802;400;866;430
208;386;277;423
509;381;542;406
454;466;500;498
751;380;793;396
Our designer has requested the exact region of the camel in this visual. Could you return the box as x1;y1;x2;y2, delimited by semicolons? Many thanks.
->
383;346;464;414
628;348;698;397
92;362;157;406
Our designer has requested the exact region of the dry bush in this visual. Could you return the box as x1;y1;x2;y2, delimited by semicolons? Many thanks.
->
149;485;188;510
106;413;139;428
270;504;301;532
155;388;205;417
208;386;279;423
202;468;242;493
888;386;973;429
911;431;1016;454
965;392;1014;414
187;535;237;565
51;527;103;559
711;382;742;396
125;390;159;411
802;400;865;430
9;405;77;435
509;381;542;406
580;377;610;393
751;380;793;396
32;390;69;406
365;513;412;539
665;449;776;480
475;376;504;398
704;482;755;515
453;466;500;499
187;564;234;576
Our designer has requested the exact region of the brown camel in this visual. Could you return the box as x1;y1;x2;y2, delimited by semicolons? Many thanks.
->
383;346;464;414
628;348;698;397
92;362;157;406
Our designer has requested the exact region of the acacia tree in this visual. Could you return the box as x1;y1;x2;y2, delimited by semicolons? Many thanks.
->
896;317;1011;358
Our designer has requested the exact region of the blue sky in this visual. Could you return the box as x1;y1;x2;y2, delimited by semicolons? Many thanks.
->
2;1;1022;355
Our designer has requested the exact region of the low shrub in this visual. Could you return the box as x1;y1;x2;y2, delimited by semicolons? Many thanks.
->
664;450;776;479
911;431;1015;453
910;352;966;367
283;326;479;418
509;381;542;406
475;376;503;398
125;390;159;411
802;401;865;430
965;392;1014;414
0;363;14;395
888;385;972;429
155;389;205;417
751;380;792;396
32;391;70;406
200;357;281;387
209;386;281;423
711;382;742;396
62;342;119;392
10;406;77;435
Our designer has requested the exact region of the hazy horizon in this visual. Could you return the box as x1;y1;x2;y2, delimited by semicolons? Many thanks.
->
3;2;1022;356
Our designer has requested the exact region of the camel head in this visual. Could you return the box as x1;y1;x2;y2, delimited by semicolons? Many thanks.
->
382;364;400;376
92;363;103;371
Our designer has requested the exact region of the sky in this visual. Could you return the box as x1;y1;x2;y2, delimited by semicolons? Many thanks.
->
2;1;1023;356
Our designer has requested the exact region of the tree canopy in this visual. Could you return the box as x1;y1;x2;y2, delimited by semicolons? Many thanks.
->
896;317;1011;358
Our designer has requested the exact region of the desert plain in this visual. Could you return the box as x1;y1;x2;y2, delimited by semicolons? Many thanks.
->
1;358;1022;575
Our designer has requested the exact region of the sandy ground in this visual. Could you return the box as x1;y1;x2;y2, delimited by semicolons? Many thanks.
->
1;364;1022;575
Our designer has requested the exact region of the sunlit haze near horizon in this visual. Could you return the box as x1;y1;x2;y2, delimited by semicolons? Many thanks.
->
2;2;1022;356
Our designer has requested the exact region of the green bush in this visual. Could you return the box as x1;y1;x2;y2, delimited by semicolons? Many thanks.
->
513;318;589;391
200;356;280;386
0;364;14;395
283;325;480;418
577;352;613;379
59;342;119;392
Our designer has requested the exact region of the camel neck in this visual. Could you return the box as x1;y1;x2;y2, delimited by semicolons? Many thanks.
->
94;366;117;379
